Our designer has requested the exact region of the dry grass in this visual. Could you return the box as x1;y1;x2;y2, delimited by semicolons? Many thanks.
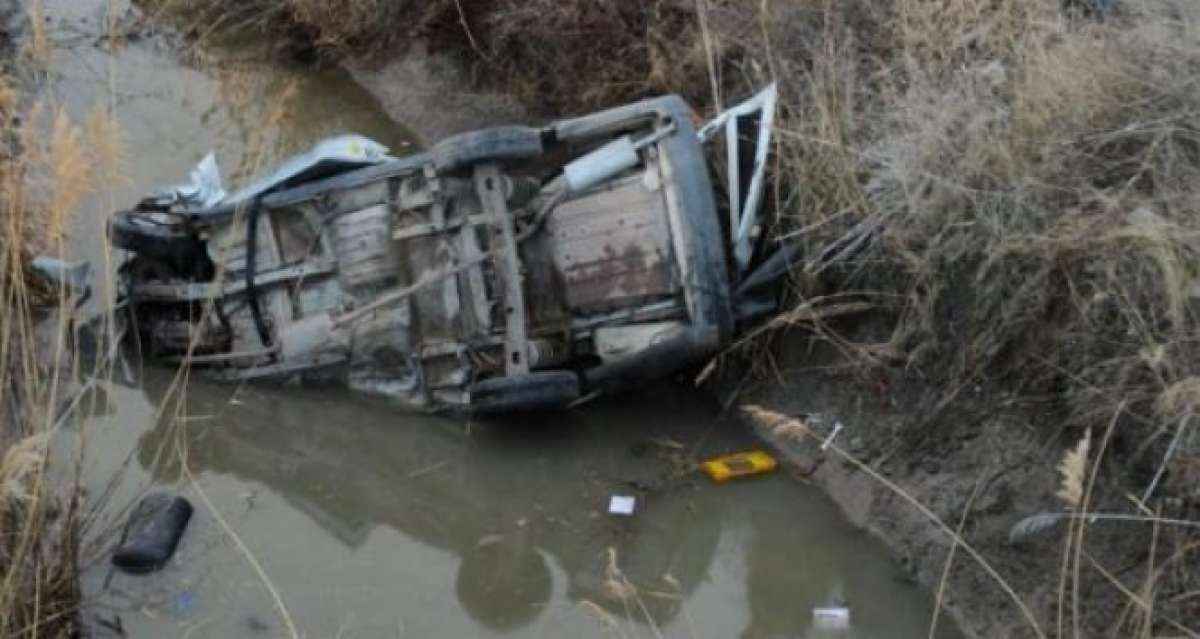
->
743;2;1200;634
463;0;720;111
0;93;80;638
1056;429;1091;510
144;0;457;63
150;0;728;112
761;1;1200;438
22;0;48;66
0;65;125;634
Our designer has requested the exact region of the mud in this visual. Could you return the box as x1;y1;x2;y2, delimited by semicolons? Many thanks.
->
734;336;1145;639
347;46;528;144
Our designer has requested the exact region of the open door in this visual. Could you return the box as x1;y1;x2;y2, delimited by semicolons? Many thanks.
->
697;84;779;280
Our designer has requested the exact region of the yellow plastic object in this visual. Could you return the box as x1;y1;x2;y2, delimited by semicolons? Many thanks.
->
701;450;778;482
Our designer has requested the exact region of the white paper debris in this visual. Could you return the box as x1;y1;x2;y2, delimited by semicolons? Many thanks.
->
813;606;850;631
608;496;636;516
821;422;845;451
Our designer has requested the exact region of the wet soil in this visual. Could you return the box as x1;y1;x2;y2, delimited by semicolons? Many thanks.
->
739;369;1043;639
732;336;1138;639
31;2;964;638
347;45;528;145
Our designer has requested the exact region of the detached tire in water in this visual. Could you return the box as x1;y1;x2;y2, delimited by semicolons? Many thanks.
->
432;126;543;172
469;371;581;413
112;494;194;574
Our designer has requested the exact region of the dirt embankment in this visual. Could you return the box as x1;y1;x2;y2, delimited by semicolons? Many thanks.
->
733;342;1069;639
159;1;1200;636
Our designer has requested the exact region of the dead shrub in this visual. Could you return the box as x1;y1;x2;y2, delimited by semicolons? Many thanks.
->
753;3;1200;628
469;0;720;111
756;0;1200;434
152;0;747;112
0;74;113;637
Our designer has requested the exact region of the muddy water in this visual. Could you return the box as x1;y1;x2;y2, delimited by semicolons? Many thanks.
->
39;2;960;638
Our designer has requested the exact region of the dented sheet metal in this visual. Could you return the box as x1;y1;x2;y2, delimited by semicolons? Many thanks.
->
545;170;674;313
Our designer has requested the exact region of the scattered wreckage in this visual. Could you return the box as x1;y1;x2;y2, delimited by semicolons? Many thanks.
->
109;87;789;412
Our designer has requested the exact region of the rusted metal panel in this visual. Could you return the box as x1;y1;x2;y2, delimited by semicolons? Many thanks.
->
203;213;293;356
396;213;463;343
270;206;323;265
131;261;335;302
331;204;401;289
347;302;412;370
545;170;674;313
419;341;471;390
518;232;569;330
456;218;493;337
475;165;530;375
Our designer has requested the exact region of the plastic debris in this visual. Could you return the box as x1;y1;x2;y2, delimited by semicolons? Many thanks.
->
608;495;637;516
821;422;845;451
813;606;851;631
175;591;198;617
701;450;778;482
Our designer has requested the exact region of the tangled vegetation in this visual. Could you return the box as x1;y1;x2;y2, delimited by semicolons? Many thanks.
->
0;83;83;638
0;15;123;630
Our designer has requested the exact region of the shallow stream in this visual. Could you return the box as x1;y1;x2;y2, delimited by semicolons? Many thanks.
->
37;2;961;637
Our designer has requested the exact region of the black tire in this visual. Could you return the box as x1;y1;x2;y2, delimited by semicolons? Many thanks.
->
110;211;210;277
110;211;193;257
112;494;193;575
468;371;580;413
432;126;543;172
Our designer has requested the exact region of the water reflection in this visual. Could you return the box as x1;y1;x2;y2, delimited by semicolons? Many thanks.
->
134;374;728;632
118;372;959;638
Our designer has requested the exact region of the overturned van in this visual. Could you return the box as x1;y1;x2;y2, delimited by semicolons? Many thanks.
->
110;87;782;412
